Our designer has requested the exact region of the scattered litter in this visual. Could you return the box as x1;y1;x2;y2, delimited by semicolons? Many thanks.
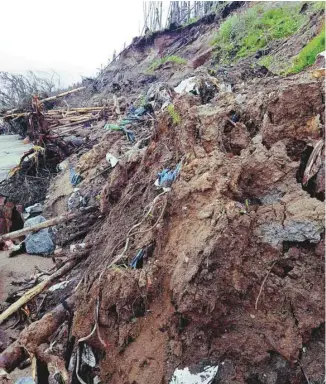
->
81;343;96;368
70;243;87;252
130;249;145;269
146;82;174;110
68;189;84;211
174;75;219;103
24;215;56;256
104;123;135;143
24;203;43;219
106;153;119;167
3;240;18;251
169;365;219;384
48;280;70;292
155;162;182;190
174;77;197;94
70;167;83;187
57;159;69;172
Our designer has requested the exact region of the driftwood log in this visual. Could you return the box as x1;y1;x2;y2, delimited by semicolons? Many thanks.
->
0;297;75;373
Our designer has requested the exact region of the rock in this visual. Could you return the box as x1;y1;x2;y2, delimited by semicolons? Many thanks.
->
24;216;56;256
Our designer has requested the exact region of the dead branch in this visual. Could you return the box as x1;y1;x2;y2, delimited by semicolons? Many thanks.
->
0;251;88;324
0;207;96;243
39;87;85;103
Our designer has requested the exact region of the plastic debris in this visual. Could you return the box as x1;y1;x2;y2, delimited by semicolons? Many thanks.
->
57;159;69;172
24;215;56;256
48;280;70;292
155;162;182;190
170;365;218;384
106;153;119;167
146;82;174;110
70;243;87;252
68;189;84;211
130;249;145;269
174;74;219;103
69;167;83;187
81;343;96;368
174;77;197;94
24;203;43;219
104;123;135;143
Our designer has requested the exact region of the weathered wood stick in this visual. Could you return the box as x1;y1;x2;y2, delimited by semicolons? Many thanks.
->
0;207;96;243
0;257;80;324
0;297;75;372
40;87;86;103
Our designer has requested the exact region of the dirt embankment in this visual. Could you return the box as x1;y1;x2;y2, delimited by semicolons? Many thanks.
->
0;3;325;384
67;72;324;383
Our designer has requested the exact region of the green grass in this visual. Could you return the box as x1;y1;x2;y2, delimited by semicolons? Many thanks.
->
148;55;187;72
288;28;325;73
167;104;181;125
211;2;308;63
311;1;325;11
258;55;273;68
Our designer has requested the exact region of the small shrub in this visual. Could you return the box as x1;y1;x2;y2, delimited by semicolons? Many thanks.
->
212;2;308;63
288;28;325;73
167;104;181;125
148;55;186;72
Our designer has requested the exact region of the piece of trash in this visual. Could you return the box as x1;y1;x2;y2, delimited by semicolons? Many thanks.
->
24;216;56;256
155;162;182;189
146;82;174;110
69;167;83;187
170;365;218;384
81;343;96;368
174;77;197;94
104;123;135;143
106;153;119;167
68;189;83;211
70;243;87;252
24;203;43;219
48;280;70;292
130;249;145;269
57;159;69;172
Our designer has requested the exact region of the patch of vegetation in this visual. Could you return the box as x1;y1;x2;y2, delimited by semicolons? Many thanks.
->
258;55;273;68
287;28;325;73
167;104;181;125
148;55;186;72
211;2;308;63
311;1;325;11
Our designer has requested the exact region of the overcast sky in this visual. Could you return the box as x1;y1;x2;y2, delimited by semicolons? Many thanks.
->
0;0;145;86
